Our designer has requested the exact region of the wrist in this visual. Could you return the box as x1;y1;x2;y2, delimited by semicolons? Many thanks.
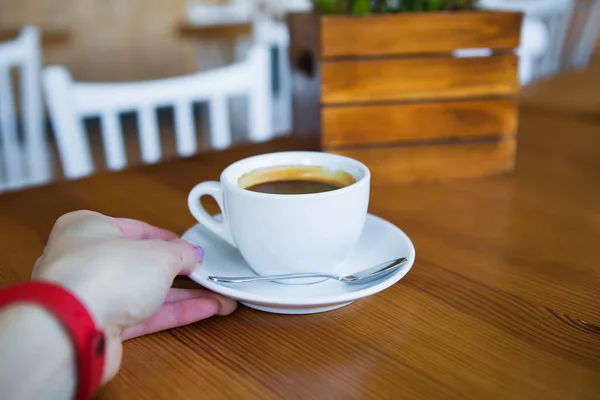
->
0;281;107;399
0;304;76;399
31;276;123;383
32;276;109;330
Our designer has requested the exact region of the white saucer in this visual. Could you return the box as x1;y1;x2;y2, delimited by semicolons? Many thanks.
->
183;214;416;314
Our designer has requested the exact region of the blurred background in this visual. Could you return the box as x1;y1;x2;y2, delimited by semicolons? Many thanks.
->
0;0;599;190
2;0;597;80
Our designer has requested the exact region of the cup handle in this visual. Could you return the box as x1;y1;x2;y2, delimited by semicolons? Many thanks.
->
187;181;236;247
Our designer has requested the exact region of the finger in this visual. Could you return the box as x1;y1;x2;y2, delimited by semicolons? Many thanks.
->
165;288;238;314
164;288;210;303
120;297;221;341
111;217;179;241
151;238;202;277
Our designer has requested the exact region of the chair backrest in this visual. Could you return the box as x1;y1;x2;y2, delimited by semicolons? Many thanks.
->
253;17;292;135
43;45;272;180
562;0;600;70
479;0;575;80
0;26;50;191
184;3;293;135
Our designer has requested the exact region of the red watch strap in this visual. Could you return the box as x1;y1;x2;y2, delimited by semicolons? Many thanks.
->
0;281;105;400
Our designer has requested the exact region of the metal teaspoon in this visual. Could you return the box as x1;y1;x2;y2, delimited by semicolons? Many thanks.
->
208;257;409;284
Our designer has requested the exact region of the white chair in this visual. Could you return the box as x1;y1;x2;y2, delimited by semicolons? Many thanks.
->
43;45;272;180
0;26;51;191
186;1;296;136
562;0;600;70
519;18;550;85
253;17;292;135
479;0;575;82
185;0;313;23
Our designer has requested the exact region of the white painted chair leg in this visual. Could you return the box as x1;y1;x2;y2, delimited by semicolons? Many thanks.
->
174;99;197;157
43;66;95;179
248;45;273;142
275;38;292;135
209;96;231;149
100;112;126;171
20;26;50;186
137;105;161;164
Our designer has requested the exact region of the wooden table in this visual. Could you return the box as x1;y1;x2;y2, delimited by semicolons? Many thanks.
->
0;95;599;398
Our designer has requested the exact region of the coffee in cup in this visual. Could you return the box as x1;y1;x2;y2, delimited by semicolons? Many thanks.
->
238;165;356;195
187;151;370;283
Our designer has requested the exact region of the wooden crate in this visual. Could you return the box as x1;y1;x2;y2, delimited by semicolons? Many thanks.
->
288;11;523;184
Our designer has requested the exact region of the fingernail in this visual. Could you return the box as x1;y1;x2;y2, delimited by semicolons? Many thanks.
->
191;244;204;262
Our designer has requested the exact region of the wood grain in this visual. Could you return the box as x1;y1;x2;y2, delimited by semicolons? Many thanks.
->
0;73;599;398
289;12;521;182
320;11;522;58
328;137;516;184
321;55;519;104
520;65;600;116
322;99;518;147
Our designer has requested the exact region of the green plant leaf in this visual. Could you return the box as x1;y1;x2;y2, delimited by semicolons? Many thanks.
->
352;0;372;14
427;0;445;10
312;0;477;14
313;0;338;14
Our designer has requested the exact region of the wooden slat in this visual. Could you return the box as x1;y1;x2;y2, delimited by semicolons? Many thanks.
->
320;11;522;58
328;137;516;184
321;54;519;104
322;99;518;147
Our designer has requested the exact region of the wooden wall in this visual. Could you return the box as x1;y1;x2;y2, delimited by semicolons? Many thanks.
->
0;0;198;81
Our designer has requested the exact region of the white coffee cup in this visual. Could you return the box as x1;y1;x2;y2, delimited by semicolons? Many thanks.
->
187;151;370;280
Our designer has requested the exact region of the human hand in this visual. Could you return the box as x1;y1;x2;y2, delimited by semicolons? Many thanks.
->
31;210;237;382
